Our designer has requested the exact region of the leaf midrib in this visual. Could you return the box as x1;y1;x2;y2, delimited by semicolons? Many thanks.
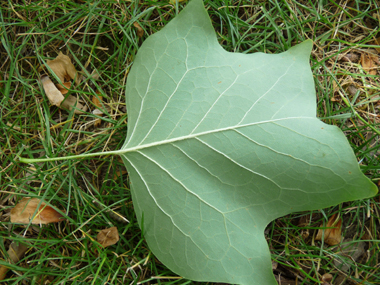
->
121;116;314;155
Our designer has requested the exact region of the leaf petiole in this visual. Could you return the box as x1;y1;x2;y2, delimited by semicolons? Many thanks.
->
18;150;123;164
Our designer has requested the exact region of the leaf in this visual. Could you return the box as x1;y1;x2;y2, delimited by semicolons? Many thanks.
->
96;227;119;247
118;0;378;284
45;52;78;84
41;76;65;107
56;81;72;95
360;52;377;75
0;241;28;280
40;76;86;114
321;273;333;285
41;53;86;114
133;22;144;38
315;213;342;246
10;197;65;224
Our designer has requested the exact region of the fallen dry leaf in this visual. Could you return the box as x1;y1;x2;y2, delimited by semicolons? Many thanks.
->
315;214;342;246
41;76;86;114
45;52;78;84
41;76;64;107
133;22;144;38
10;197;65;224
97;227;119;247
321;273;333;285
339;52;359;63
0;242;28;280
61;94;86;114
361;52;378;75
56;81;71;95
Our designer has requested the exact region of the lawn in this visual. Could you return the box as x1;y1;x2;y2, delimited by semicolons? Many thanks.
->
1;0;379;284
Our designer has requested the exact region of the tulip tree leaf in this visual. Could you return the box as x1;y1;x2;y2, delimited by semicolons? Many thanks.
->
120;0;378;284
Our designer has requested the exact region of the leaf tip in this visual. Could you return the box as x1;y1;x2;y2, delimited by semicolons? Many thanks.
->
286;39;313;59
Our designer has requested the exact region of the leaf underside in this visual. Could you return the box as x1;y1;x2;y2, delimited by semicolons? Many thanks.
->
121;0;378;284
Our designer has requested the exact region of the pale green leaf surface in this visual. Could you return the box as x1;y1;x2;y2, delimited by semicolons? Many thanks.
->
120;0;378;284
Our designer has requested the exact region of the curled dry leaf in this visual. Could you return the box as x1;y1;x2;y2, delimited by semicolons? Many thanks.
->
10;197;65;224
41;76;64;107
315;214;342;246
41;53;87;113
56;81;71;95
0;242;28;280
133;22;144;38
339;53;359;63
45;52;78;84
41;76;86;114
321;273;333;285
61;94;86;114
361;52;378;75
97;227;119;247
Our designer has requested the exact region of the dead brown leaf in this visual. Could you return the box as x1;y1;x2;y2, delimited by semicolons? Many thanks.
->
45;52;78;84
315;214;342;246
41;76;64;107
361;52;378;75
0;242;28;280
97;227;119;247
10;197;65;224
321;273;333;285
41;76;86;114
56;81;72;95
133;22;144;38
60;94;86;114
339;52;359;63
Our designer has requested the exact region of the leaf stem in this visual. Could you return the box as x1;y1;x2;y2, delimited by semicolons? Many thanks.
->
18;150;124;164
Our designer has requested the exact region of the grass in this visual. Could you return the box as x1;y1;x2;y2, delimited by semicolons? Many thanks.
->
1;0;379;284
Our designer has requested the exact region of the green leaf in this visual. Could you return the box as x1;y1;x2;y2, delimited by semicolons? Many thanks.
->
120;0;378;284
